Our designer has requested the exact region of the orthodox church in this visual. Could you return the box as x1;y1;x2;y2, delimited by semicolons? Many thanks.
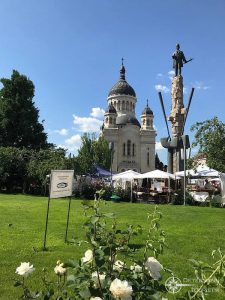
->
101;62;156;173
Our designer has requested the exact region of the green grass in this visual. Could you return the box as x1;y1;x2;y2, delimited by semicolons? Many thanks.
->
0;193;225;299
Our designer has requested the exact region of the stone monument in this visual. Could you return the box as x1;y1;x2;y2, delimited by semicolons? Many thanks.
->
160;44;194;173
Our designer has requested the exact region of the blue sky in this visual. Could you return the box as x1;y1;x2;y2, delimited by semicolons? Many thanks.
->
1;0;225;163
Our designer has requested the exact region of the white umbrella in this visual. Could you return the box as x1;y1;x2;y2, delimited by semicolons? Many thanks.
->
134;169;175;180
112;170;140;202
134;169;175;201
112;170;140;180
175;166;220;178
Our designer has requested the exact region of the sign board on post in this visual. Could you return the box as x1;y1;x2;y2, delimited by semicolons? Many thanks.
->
43;170;74;250
50;170;74;199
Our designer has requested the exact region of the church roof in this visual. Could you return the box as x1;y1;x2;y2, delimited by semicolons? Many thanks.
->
116;115;141;128
108;62;136;97
142;100;153;115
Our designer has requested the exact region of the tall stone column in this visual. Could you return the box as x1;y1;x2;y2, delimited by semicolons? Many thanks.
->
168;75;186;173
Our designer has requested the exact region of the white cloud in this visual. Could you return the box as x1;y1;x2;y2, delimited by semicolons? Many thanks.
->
73;115;103;132
60;134;82;153
56;135;82;154
154;84;170;93
65;134;81;146
90;107;105;118
54;128;68;136
156;73;163;78
193;81;210;90
183;87;187;94
155;142;164;151
168;70;175;81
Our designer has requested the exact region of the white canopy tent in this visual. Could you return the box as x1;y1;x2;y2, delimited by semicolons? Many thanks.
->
134;170;175;202
112;170;140;202
175;165;220;178
175;165;225;205
135;169;175;180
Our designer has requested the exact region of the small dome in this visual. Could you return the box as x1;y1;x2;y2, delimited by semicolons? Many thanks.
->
105;104;117;114
142;100;153;115
142;106;153;115
116;115;141;127
108;62;136;97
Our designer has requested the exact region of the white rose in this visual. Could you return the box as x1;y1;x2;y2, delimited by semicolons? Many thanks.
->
113;260;125;272
130;263;142;273
54;262;67;275
90;298;103;300
15;262;35;277
81;249;93;264
110;278;133;300
92;271;106;288
145;257;163;280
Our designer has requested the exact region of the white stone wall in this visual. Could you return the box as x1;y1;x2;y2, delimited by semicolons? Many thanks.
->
102;87;156;173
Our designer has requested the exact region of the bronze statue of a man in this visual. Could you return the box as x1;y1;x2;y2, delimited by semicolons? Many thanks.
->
172;44;192;76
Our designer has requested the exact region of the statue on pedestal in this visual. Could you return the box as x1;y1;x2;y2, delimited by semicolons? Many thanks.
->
172;44;193;76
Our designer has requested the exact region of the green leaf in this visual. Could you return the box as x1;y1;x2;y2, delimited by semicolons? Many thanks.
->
13;280;22;287
90;216;99;224
103;213;115;218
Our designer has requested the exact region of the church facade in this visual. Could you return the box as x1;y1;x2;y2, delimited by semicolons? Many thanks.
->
101;63;156;173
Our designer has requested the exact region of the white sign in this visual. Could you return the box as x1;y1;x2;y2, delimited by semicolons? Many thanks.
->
50;170;74;199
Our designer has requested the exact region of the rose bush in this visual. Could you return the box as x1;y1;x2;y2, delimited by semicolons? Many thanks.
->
14;194;225;299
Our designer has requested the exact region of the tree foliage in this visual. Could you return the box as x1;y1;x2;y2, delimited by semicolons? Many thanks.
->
155;153;166;171
0;147;31;192
77;134;111;174
190;117;225;172
0;147;68;193
0;70;49;149
27;148;67;189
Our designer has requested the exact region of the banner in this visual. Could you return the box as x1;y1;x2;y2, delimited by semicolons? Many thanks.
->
50;170;74;199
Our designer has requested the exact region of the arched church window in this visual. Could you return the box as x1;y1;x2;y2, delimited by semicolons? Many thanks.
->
114;101;116;108
122;101;125;110
147;147;150;166
126;101;129;110
106;117;108;123
147;119;150;126
109;117;112;124
132;143;136;156
123;143;126;156
130;102;132;111
127;140;131;156
143;119;146;125
118;100;121;110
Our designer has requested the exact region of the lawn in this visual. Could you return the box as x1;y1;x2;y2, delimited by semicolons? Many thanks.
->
0;193;225;299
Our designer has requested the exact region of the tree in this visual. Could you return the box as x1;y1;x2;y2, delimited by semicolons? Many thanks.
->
27;148;67;192
0;147;31;192
0;147;68;194
155;153;165;171
190;117;225;172
0;70;49;149
77;134;95;174
93;136;111;170
77;134;111;174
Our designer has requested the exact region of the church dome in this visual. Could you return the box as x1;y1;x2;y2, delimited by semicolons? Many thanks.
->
105;104;117;114
142;100;153;115
108;62;136;97
116;115;141;127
